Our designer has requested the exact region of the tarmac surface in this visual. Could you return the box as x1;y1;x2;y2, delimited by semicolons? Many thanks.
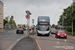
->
0;29;75;50
12;37;38;50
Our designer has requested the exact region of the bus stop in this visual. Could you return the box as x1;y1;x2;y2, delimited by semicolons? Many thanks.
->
5;24;16;30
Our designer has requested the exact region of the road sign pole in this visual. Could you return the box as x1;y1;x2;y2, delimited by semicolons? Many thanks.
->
25;10;31;37
27;19;30;37
27;19;29;37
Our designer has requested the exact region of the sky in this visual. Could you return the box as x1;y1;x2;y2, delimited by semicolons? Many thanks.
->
0;0;73;26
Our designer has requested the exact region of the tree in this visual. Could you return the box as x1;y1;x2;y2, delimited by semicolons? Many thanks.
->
55;25;58;29
58;2;75;31
3;19;8;26
52;24;55;28
8;16;16;24
5;16;9;22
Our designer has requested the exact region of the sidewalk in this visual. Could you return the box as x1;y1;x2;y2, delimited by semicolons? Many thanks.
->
12;37;38;50
67;33;75;37
68;35;75;37
0;29;7;33
67;34;75;40
0;29;16;33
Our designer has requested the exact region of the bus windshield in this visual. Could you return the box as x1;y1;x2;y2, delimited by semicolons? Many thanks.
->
38;25;49;31
39;17;49;22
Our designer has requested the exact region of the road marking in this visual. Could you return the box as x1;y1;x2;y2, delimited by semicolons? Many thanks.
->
7;35;26;50
35;40;41;50
64;40;67;42
17;36;25;41
9;46;11;48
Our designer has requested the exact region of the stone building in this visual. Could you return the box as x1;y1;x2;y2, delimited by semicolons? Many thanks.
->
0;1;3;29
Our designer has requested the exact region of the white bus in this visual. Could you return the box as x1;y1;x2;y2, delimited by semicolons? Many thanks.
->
37;16;50;36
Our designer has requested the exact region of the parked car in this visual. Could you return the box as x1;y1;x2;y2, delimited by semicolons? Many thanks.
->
16;28;24;34
55;30;67;39
23;27;30;30
23;27;26;30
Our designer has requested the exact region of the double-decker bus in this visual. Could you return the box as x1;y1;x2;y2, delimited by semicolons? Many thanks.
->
37;16;50;36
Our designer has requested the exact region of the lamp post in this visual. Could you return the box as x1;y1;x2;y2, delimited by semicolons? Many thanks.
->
62;16;64;26
60;22;62;29
12;12;16;24
72;4;73;35
59;8;64;27
21;15;25;24
72;0;75;35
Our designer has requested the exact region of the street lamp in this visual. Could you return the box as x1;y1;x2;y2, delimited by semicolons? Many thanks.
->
61;13;64;27
21;16;24;24
11;12;16;24
60;22;62;29
59;8;64;26
72;0;75;35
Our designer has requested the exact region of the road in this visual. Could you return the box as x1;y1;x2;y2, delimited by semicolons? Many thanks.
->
0;30;26;50
0;29;75;50
34;34;75;50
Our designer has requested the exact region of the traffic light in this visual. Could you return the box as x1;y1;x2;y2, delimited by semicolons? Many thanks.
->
11;16;14;19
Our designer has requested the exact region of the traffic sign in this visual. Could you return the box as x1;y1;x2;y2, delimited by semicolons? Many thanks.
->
25;14;30;19
26;10;31;15
25;10;31;37
32;19;34;23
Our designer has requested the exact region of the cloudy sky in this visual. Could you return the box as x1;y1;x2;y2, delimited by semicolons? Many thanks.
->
0;0;72;25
